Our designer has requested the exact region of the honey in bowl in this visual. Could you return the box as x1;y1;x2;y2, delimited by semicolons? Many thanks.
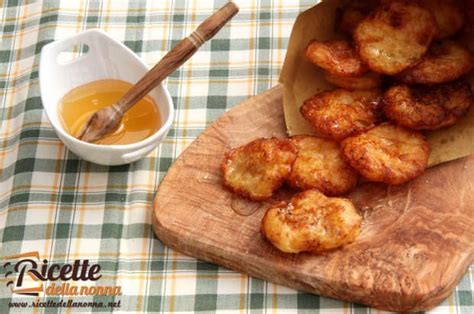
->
58;79;161;145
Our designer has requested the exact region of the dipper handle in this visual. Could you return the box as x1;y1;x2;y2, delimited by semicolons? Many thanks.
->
117;1;239;113
78;2;238;143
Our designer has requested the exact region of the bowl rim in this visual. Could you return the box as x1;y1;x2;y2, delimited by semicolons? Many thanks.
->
39;29;174;152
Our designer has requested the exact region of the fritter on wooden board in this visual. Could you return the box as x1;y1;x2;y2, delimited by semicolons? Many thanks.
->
221;138;297;201
261;189;362;254
287;135;358;196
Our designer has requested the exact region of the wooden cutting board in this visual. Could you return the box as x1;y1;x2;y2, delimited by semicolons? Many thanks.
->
152;85;474;312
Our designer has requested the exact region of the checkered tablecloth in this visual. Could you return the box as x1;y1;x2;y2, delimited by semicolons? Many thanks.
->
0;0;472;313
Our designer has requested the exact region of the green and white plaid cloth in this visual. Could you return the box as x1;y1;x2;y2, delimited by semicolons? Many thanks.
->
0;0;472;313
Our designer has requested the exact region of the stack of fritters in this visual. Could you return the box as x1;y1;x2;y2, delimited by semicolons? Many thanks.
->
220;0;474;254
221;136;363;254
303;0;473;185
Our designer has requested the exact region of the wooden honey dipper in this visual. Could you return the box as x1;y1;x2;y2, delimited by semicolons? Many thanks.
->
78;2;239;143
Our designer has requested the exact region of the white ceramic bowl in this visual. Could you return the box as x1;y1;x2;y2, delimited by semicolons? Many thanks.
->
39;29;174;166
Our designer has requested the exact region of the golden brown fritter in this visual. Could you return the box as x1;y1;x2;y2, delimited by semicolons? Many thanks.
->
339;0;380;34
261;189;362;254
287;136;358;196
419;0;464;39
221;138;297;201
300;89;383;141
341;123;429;185
340;8;367;34
397;41;474;85
354;0;438;75
305;40;368;77
324;72;382;90
383;80;474;130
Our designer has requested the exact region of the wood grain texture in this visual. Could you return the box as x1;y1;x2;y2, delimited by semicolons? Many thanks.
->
152;85;474;312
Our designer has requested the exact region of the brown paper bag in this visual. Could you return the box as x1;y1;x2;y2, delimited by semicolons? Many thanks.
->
279;0;474;166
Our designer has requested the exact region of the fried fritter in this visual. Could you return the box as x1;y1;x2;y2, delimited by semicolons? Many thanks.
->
353;0;438;75
383;80;474;130
221;138;297;201
419;0;464;39
341;123;429;185
340;8;367;34
261;189;362;254
305;40;368;77
325;72;382;90
287;136;358;196
397;41;474;85
300;89;383;141
339;0;380;34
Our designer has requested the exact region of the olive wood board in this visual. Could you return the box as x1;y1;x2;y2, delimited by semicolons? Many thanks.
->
152;84;474;312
